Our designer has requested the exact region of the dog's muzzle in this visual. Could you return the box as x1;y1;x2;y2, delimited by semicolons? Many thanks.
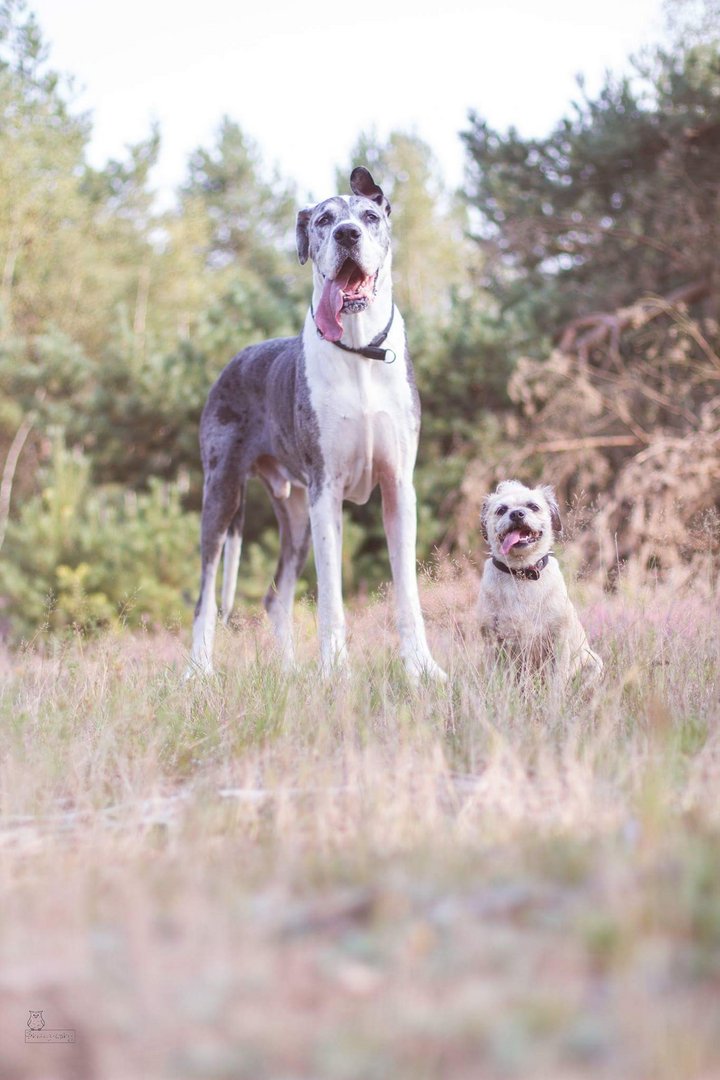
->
498;523;543;556
314;261;378;341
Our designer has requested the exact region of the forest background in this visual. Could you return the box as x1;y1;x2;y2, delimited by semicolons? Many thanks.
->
0;0;718;640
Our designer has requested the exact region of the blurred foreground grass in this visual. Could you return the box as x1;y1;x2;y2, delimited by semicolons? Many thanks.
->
0;569;718;1079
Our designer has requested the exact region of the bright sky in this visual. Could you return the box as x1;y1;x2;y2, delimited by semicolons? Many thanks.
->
30;0;666;204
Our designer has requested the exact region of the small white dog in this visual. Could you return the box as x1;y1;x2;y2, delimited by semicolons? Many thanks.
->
477;480;603;683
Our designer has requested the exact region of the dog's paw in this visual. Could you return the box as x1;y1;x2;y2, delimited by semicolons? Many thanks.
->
183;659;215;682
584;650;605;684
405;656;448;684
319;644;350;681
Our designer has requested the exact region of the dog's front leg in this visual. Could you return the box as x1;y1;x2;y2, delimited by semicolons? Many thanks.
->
309;486;348;676
554;634;574;687
558;613;604;688
381;474;446;681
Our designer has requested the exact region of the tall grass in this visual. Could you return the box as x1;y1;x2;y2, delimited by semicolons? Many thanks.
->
0;567;718;1078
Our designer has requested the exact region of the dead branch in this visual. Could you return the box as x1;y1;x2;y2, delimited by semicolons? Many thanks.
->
548;215;695;271
533;435;642;453
558;279;711;359
0;414;34;555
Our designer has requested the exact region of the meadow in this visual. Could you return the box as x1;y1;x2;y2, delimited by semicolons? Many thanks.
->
1;4;719;1076
1;562;718;1079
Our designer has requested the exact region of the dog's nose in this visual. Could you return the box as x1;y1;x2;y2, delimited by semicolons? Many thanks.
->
334;223;361;248
509;508;525;522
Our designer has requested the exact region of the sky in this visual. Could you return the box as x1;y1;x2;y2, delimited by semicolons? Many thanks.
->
29;0;666;205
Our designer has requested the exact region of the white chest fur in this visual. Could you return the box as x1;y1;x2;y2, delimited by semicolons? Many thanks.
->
478;559;571;643
302;312;419;504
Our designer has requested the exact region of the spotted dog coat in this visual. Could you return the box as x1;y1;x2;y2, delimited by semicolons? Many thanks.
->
190;168;445;680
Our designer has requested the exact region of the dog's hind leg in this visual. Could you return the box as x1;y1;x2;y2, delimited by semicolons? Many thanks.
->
558;609;604;687
190;470;244;675
220;482;246;624
263;483;311;668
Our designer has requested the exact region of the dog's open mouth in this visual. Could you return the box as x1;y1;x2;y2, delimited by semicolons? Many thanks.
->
315;260;377;341
500;526;542;556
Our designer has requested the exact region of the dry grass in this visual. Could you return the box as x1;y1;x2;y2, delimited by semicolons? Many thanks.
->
0;565;719;1079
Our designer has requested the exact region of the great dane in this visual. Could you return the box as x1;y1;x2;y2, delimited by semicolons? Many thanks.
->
189;166;445;680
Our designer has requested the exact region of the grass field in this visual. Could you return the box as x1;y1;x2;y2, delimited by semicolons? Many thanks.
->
0;563;719;1079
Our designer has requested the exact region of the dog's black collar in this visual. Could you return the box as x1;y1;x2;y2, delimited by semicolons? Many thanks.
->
492;553;553;581
310;299;396;364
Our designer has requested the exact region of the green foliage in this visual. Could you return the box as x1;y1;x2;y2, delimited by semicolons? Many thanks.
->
0;435;198;638
183;118;297;273
0;0;517;629
462;28;720;350
457;12;720;571
3;0;716;636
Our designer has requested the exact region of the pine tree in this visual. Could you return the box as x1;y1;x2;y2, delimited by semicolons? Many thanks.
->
458;10;720;575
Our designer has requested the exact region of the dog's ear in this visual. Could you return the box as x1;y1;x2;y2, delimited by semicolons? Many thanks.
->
350;166;391;216
296;206;312;265
480;496;491;542
542;485;563;538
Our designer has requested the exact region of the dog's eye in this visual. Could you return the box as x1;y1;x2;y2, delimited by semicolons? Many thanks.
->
363;210;380;224
527;503;540;512
495;505;507;516
315;213;332;228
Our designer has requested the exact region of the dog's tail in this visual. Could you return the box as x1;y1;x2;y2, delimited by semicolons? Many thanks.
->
220;481;246;624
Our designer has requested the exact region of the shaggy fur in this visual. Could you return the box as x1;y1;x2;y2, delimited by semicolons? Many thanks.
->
477;480;603;683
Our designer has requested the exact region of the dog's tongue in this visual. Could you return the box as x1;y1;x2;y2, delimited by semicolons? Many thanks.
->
501;530;524;555
315;264;355;342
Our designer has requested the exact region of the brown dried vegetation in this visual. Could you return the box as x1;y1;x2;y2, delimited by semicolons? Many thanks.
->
459;291;720;584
